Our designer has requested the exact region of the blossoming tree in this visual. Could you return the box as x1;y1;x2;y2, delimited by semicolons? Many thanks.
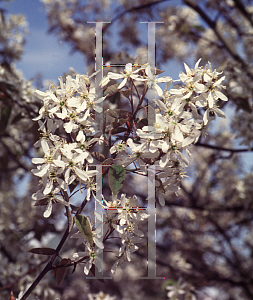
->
1;1;253;300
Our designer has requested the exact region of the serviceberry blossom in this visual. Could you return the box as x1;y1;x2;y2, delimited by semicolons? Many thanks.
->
73;242;103;275
100;63;146;89
31;59;228;278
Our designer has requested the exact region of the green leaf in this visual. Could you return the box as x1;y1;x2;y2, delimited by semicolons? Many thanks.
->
101;158;114;174
133;56;139;66
74;214;93;245
56;258;71;285
33;198;48;206
162;279;177;290
68;180;77;193
104;83;120;96
120;89;131;99
111;126;127;135
66;207;74;233
192;24;205;32
70;204;79;211
11;112;23;125
109;119;127;132
136;118;148;129
91;152;106;162
28;247;55;255
148;67;164;75
0;81;18;93
90;264;106;283
106;109;130;119
108;164;125;196
0;104;12;132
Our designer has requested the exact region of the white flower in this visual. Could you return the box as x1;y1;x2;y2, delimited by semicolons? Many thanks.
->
54;144;97;184
110;141;127;154
118;235;142;262
179;58;202;83
71;219;104;249
203;106;226;125
73;242;103;275
166;278;196;300
31;140;62;178
145;64;172;96
32;186;69;218
111;253;128;275
87;292;116;300
41;167;67;195
117;194;149;226
124;138;158;174
102;63;146;89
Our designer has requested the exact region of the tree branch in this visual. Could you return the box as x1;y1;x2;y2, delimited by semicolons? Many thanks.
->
103;0;171;32
233;0;253;28
20;198;88;300
195;141;253;153
183;0;253;80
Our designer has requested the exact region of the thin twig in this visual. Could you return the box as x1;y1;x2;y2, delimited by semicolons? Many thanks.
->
103;0;172;32
183;0;253;81
20;198;88;300
195;141;253;153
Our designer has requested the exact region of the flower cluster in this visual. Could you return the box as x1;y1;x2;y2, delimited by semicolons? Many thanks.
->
101;60;227;204
101;194;149;274
71;194;149;275
166;278;196;300
32;73;101;217
31;59;227;276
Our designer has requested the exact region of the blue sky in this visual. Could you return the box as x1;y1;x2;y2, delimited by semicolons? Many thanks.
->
4;0;253;172
5;0;86;82
5;0;182;83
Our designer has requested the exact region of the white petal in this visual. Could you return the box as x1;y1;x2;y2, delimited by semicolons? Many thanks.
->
184;62;191;75
208;93;214;108
182;136;195;147
41;139;50;154
56;197;69;206
75;168;89;181
32;158;45;164
194;82;205;92
99;76;110;87
43;201;52;218
94;237;104;249
214;75;226;86
158;190;165;206
107;72;124;80
58;178;68;191
214;107;226;118
64;122;74;133
111;260;119;274
194;58;202;69
215;90;228;101
118;77;127;90
157;76;172;83
172;126;183;142
95;96;105;104
53;160;65;168
32;190;45;200
43;180;53;195
203;109;209;125
170;88;183;95
84;260;92;275
94;105;103;113
155;84;163;97
32;164;50;177
126;250;131;262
